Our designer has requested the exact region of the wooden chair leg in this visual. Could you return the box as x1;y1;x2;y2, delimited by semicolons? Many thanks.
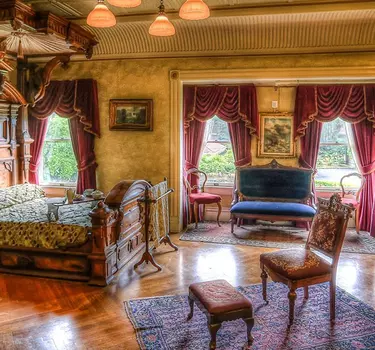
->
237;218;241;227
216;201;222;227
304;286;309;299
187;296;194;320
260;265;269;304
355;208;360;234
231;215;235;234
208;323;221;350
194;202;199;229
189;203;193;224
243;317;254;347
330;278;336;321
288;288;297;326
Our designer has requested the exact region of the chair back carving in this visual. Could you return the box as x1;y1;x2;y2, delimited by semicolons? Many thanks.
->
306;193;354;265
340;172;365;203
183;168;208;195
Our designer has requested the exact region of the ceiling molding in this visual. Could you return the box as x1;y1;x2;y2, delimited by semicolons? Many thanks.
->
71;1;375;25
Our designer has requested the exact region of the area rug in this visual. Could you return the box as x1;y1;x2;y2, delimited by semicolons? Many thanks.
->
179;222;375;254
125;283;375;349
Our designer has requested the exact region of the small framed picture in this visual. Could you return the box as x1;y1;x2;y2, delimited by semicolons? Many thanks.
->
258;112;295;158
109;99;153;131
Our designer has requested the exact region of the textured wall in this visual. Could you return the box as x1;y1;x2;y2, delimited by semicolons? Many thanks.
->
52;52;375;193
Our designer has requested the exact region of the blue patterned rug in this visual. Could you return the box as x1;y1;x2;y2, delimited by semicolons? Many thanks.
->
125;283;375;349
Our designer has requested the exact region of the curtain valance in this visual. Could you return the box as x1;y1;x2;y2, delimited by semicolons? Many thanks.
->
294;85;375;139
29;79;100;137
183;85;259;136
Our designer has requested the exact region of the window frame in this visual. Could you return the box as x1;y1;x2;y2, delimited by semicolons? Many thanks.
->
38;115;78;187
315;120;359;191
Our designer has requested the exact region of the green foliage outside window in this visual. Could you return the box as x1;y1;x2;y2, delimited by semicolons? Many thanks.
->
199;147;236;183
42;114;78;184
316;145;355;168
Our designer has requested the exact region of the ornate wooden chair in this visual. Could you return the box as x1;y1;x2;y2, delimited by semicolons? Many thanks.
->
340;172;365;233
260;194;354;326
184;168;222;228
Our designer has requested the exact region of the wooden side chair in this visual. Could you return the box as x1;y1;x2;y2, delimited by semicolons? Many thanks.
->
184;168;222;228
260;194;354;326
340;172;365;233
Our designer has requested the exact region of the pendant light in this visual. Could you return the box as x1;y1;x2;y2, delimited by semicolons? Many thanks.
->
87;0;116;28
179;0;210;20
149;0;175;37
107;0;141;8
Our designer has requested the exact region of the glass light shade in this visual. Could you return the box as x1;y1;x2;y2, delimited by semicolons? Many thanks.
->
107;0;141;8
179;0;210;20
87;1;116;28
149;14;175;36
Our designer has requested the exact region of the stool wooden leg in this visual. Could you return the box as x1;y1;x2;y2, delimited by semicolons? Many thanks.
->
208;323;221;350
243;317;254;347
288;288;297;327
187;296;194;320
260;265;268;304
304;286;309;299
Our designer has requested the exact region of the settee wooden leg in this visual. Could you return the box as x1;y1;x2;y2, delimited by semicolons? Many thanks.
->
237;218;241;227
260;265;268;304
288;288;297;327
231;215;235;234
217;202;222;227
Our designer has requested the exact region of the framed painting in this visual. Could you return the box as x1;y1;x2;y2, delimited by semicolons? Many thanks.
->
109;99;153;131
257;112;295;158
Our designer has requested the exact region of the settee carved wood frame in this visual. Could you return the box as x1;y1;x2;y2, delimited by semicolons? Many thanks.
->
231;159;316;224
0;180;148;286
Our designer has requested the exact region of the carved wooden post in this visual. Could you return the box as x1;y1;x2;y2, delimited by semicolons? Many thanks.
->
16;60;32;183
88;201;118;286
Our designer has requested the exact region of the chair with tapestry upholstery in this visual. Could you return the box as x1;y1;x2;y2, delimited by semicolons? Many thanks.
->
259;194;354;327
184;168;222;228
340;172;365;233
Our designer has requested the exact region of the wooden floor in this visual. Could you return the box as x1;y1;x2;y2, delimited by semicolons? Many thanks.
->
1;232;375;350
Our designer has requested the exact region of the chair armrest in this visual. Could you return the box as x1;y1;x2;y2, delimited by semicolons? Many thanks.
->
231;189;239;207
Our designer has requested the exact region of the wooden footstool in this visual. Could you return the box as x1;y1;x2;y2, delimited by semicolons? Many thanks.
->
187;279;254;350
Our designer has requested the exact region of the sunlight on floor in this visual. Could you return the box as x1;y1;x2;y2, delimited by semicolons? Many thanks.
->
196;247;237;283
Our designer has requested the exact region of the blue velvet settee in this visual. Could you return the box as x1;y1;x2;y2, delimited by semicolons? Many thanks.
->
230;160;316;233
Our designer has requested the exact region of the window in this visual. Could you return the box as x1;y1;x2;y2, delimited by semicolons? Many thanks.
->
315;118;360;189
39;113;77;186
199;116;235;186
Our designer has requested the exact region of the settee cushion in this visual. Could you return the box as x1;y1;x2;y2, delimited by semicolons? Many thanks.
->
0;221;89;249
230;201;316;218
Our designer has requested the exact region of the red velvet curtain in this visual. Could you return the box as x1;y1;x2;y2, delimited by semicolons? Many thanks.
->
29;79;100;192
183;85;258;226
29;117;49;184
295;85;375;233
351;120;375;236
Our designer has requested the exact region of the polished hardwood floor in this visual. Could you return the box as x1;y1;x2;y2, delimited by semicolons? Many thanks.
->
0;232;375;350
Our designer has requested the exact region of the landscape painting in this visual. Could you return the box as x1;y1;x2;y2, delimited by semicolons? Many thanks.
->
109;99;153;131
258;113;295;157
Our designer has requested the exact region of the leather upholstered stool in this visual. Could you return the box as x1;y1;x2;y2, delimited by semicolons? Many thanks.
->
187;279;254;349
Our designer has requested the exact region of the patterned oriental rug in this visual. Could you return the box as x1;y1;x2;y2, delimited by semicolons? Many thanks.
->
179;222;375;254
125;283;375;349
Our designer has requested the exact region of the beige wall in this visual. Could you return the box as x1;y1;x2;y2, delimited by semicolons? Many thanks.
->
51;52;375;194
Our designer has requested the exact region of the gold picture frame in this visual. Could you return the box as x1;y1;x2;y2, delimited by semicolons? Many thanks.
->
257;112;295;158
109;99;153;131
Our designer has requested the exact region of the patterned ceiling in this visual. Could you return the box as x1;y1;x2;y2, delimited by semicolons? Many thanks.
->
23;0;375;59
